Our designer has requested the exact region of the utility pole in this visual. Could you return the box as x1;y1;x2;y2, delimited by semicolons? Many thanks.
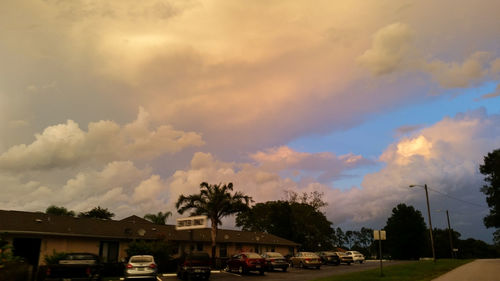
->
424;184;436;262
446;210;454;259
410;184;436;262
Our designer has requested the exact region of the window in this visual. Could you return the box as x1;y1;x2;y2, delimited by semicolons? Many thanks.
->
99;241;119;263
219;244;227;257
236;243;242;251
254;244;259;253
196;242;203;251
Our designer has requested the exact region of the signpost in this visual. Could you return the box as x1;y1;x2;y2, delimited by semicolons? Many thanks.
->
374;230;386;277
176;216;208;254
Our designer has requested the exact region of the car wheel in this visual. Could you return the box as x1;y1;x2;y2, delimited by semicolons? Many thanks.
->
299;262;304;268
259;270;265;275
224;265;230;272
316;266;320;269
238;266;244;274
283;267;287;272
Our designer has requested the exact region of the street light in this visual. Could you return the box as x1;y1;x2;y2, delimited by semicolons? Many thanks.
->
409;184;436;262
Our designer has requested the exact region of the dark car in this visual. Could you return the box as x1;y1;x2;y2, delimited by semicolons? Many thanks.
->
316;251;340;265
124;255;157;280
177;252;211;280
261;252;289;272
225;252;265;275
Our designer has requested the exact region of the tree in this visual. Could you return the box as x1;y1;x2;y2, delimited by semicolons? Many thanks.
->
144;211;172;225
384;203;428;259
176;182;252;260
78;206;114;220
236;200;335;251
480;148;500;230
46;205;75;217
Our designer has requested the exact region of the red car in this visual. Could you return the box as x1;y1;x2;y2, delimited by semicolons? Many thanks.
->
226;252;265;275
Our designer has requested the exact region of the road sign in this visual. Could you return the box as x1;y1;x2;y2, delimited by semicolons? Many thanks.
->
176;215;208;230
374;230;386;240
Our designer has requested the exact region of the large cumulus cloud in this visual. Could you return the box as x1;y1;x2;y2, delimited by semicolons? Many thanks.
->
0;108;204;171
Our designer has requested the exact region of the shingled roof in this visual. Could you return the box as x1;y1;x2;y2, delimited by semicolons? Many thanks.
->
0;210;299;246
0;210;162;240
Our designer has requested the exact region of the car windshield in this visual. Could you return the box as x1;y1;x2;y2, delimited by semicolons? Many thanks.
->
266;252;283;258
185;253;210;262
322;252;336;256
245;253;262;258
301;252;317;257
336;252;346;256
130;256;153;263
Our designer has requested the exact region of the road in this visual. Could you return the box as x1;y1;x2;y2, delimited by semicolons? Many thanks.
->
431;259;500;281
158;260;408;281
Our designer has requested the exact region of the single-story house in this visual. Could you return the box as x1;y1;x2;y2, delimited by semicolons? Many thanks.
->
0;210;299;268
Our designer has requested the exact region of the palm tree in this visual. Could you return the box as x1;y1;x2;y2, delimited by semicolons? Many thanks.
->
176;182;252;260
143;211;172;225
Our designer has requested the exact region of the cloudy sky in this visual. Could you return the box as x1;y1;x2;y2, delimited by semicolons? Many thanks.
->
1;0;499;242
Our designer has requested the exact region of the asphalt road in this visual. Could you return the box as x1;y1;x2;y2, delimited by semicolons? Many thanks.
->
158;260;408;281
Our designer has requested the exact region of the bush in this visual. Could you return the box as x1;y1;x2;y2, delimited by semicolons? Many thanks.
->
44;250;67;265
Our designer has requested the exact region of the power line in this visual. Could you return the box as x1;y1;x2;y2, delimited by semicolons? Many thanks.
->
426;186;489;209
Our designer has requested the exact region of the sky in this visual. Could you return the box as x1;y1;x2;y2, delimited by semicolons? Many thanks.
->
1;0;500;243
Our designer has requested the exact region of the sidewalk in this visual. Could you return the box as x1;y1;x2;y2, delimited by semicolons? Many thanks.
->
432;259;500;281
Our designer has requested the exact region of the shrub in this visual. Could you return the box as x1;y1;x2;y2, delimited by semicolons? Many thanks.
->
44;250;67;265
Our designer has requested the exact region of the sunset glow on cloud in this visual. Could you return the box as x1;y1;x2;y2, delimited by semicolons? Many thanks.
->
1;0;499;242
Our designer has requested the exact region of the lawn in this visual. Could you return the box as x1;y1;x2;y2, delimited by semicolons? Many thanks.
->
312;259;472;281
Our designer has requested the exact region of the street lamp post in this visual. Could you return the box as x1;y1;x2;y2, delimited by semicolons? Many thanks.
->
409;184;436;262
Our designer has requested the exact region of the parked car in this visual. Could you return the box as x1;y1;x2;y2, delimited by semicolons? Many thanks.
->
333;252;353;265
261;252;289;272
345;251;365;264
226;252;265;275
289;252;322;269
124;255;157;281
177;252;211;280
316;251;340;265
44;252;102;281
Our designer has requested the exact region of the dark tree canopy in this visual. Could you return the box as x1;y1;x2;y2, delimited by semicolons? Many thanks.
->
78;206;114;220
46;205;75;217
144;211;172;225
480;148;500;229
236;200;334;251
176;182;252;259
384;203;428;259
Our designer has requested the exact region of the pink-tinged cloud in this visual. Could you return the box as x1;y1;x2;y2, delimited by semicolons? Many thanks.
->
250;146;373;181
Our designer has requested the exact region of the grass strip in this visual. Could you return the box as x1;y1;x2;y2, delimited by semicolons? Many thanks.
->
312;259;472;281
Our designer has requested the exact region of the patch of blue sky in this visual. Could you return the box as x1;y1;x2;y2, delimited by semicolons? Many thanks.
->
288;81;499;190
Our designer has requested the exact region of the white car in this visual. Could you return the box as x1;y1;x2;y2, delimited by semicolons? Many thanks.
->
345;251;365;264
124;255;158;280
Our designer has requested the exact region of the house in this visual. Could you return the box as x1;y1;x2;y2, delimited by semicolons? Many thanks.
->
0;210;299;268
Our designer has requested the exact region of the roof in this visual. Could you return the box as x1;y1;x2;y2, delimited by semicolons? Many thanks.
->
0;210;161;240
0;210;299;246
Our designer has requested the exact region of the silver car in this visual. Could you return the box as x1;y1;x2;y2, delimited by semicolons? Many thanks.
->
345;251;365;263
125;255;158;280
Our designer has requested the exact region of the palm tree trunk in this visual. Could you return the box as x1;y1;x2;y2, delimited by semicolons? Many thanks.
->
211;220;217;266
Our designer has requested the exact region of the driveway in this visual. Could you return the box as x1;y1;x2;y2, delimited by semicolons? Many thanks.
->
431;259;500;281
